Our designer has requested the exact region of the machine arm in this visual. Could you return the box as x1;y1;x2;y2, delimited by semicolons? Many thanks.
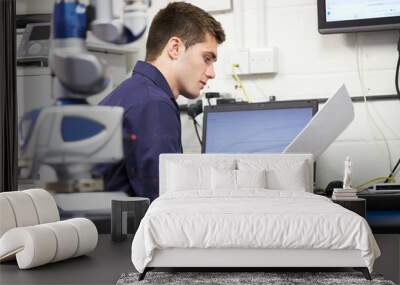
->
19;0;150;192
90;0;149;44
50;0;150;97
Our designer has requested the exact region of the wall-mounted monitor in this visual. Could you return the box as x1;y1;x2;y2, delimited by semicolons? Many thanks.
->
318;0;400;34
202;100;318;154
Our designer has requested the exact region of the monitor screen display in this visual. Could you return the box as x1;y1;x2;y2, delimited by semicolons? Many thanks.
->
326;0;400;22
318;0;400;33
202;101;318;154
29;25;50;41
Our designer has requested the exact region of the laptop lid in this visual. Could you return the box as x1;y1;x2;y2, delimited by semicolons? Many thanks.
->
283;84;354;158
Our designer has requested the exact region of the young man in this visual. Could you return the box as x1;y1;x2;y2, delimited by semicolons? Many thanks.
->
97;2;225;201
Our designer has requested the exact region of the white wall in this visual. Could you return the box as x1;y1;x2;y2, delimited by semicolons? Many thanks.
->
21;0;399;190
169;0;400;189
16;0;54;15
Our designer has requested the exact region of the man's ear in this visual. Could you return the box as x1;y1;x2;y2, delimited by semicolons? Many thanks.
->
166;36;185;60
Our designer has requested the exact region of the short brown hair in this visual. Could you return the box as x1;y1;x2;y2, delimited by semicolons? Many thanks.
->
145;2;225;62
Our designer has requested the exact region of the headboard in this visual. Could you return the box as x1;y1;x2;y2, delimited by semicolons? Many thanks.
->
159;153;314;195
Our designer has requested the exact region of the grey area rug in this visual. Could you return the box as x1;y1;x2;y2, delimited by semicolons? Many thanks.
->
116;272;396;285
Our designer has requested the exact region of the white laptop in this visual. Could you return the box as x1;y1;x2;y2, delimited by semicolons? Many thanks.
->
283;84;354;158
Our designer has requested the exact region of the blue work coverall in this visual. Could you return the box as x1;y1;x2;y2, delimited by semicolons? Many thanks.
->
97;61;183;201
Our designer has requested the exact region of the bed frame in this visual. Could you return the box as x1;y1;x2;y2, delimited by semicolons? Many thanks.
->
137;154;372;281
139;248;371;280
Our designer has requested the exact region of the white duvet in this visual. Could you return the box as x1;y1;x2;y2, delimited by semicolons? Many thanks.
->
131;190;380;273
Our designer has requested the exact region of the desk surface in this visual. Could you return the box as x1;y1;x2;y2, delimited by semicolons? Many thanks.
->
0;235;134;285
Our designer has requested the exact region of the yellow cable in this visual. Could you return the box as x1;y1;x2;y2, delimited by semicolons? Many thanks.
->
354;176;396;190
231;64;251;103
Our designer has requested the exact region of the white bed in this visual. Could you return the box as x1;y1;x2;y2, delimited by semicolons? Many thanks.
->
131;154;380;280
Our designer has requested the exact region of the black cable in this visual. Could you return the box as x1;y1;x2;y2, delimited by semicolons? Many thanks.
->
384;158;400;183
396;32;400;97
387;33;400;183
396;57;400;96
207;98;212;106
192;118;202;145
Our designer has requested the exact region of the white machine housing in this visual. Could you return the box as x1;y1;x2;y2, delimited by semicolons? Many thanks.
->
19;105;124;182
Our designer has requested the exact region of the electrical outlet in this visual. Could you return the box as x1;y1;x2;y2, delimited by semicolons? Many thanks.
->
249;48;278;73
230;47;278;75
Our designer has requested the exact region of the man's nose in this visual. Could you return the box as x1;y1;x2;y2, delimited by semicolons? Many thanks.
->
205;64;215;79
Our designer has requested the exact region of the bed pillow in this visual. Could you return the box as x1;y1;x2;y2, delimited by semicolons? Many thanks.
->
237;159;309;192
236;169;268;189
211;168;236;190
167;162;211;191
165;158;236;192
211;168;268;190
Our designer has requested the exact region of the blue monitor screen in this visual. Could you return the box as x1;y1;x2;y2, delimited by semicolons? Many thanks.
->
203;103;316;153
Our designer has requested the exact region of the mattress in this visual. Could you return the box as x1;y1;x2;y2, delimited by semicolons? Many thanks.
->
131;190;380;273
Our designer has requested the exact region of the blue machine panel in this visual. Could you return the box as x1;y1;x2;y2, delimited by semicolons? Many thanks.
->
61;116;105;142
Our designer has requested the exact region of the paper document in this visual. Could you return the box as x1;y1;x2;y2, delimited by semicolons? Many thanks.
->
283;84;354;158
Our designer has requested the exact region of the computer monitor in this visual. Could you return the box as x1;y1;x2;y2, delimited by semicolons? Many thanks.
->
202;100;318;154
317;0;400;34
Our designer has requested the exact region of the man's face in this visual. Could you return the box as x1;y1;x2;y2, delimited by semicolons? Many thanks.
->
175;34;218;99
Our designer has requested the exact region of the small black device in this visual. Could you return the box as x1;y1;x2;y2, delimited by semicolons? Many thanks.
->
187;100;203;118
216;98;236;105
205;92;220;99
325;180;343;197
317;0;400;34
202;100;318;154
111;198;150;242
373;183;400;192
